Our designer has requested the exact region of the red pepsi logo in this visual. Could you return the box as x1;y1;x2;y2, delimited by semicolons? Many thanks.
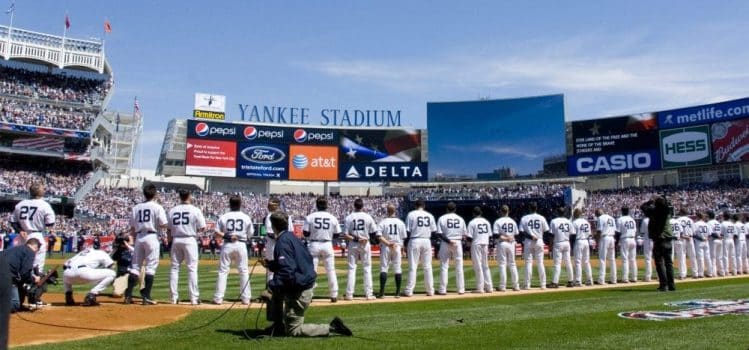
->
293;129;307;143
244;126;258;140
195;122;209;137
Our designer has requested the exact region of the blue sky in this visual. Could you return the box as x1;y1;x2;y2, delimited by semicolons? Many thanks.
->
10;0;749;170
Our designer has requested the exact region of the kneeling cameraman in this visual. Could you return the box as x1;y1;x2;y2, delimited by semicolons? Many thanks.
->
3;238;41;312
263;212;352;337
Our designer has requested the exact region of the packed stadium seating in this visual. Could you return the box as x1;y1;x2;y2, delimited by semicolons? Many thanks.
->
0;63;111;131
0;158;92;197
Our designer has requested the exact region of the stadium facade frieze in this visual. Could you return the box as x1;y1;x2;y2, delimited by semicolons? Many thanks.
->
238;104;402;127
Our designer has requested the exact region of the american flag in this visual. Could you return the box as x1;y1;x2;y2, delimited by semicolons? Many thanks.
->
12;137;64;152
134;97;141;119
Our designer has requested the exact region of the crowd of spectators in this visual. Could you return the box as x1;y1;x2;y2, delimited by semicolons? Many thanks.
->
0;65;111;106
0;97;98;131
407;183;569;201
585;181;749;219
76;188;402;224
0;158;92;197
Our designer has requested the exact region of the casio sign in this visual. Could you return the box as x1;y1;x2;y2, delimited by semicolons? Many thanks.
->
662;131;709;163
576;153;652;173
241;146;286;164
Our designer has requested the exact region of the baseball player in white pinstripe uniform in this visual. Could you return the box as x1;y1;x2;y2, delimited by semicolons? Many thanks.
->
707;211;724;276
436;202;466;295
303;196;341;302
549;207;573;288
403;200;437;297
734;214;748;274
520;202;549;290
493;205;519;291
616;207;637;283
692;213;712;278
376;204;407;298
10;183;55;274
467;207;492;293
571;208;593;286
213;195;254;305
595;209;617;285
639;217;654;281
721;211;737;275
168;190;207;305
676;209;698;279
343;198;379;300
125;184;167;305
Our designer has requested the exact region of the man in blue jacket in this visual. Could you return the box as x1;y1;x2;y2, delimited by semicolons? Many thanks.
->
264;211;352;337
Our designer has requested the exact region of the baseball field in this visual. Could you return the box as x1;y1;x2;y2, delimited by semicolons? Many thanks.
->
10;255;749;349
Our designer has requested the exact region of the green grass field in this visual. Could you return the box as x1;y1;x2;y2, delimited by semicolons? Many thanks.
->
19;276;749;350
45;252;655;301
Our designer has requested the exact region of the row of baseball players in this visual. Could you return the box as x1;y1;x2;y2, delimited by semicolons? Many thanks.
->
25;182;749;305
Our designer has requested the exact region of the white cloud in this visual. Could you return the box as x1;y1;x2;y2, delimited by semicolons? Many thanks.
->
443;145;546;159
304;31;749;120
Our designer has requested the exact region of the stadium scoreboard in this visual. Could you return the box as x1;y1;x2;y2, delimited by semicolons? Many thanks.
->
567;97;749;175
184;119;428;182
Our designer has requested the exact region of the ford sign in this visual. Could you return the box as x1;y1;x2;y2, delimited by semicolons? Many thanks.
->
240;146;286;164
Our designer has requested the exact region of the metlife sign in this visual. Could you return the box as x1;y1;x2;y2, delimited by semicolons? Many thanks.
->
659;126;712;169
657;97;749;129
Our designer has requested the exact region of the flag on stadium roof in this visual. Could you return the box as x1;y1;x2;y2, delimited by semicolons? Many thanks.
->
5;2;14;15
65;14;70;29
104;19;112;33
134;97;141;119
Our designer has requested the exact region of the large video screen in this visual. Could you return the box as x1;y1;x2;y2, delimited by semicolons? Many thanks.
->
427;94;565;178
184;119;427;182
567;113;661;175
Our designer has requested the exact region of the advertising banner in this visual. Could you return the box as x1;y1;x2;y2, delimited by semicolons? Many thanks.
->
288;145;338;181
187;119;238;141
567;150;661;176
338;128;427;182
185;138;237;177
659;125;712;169
658;97;749;129
236;142;289;179
194;93;226;120
185;119;428;181
712;118;749;163
570;113;659;155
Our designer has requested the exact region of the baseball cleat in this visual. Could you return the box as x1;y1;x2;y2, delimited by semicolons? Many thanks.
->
330;297;337;303
191;300;201;305
330;316;353;336
566;281;575;288
548;283;559;288
365;295;376;301
65;292;75;306
344;295;354;301
212;299;223;305
83;293;100;306
124;296;134;304
142;298;158;305
436;291;447;296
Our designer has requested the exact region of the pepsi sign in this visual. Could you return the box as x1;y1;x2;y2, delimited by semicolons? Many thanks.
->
187;120;238;141
242;125;284;141
291;128;337;144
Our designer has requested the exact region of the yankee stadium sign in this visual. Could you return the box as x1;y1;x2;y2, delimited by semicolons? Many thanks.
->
238;104;402;127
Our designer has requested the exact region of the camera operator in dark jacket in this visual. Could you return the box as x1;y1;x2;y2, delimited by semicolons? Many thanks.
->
263;212;352;337
641;195;675;291
2;238;42;312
